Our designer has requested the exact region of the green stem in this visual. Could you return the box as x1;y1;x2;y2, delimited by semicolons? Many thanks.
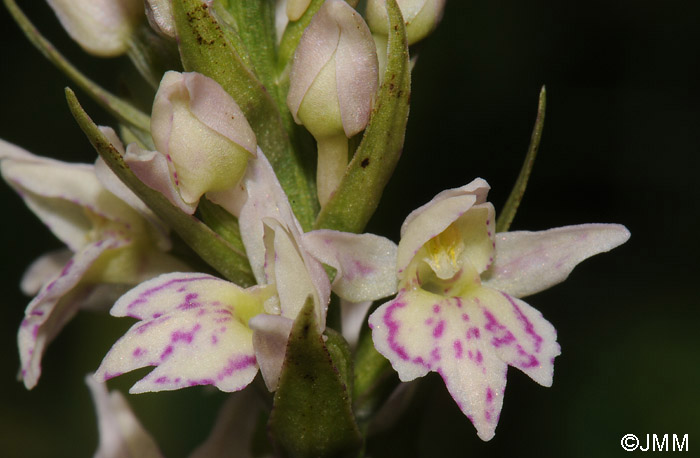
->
496;85;547;233
317;134;349;207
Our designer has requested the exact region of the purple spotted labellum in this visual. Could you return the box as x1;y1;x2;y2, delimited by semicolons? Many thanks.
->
0;139;187;389
368;178;630;440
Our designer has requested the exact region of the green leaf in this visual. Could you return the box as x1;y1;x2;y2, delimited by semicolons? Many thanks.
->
65;88;256;287
314;0;411;233
496;85;546;233
172;0;317;230
3;0;151;141
269;299;361;457
197;197;246;255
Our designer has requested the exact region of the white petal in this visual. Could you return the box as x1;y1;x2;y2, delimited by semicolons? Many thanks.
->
400;178;490;238
85;375;163;458
303;229;398;302
20;249;73;296
340;298;372;348
475;289;560;387
231;151;304;283
18;238;126;389
397;194;477;275
123;143;197;214
96;273;267;393
265;219;330;328
249;314;294;391
369;286;559;441
483;224;631;298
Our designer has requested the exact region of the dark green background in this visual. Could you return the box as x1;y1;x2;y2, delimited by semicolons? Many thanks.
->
1;1;698;457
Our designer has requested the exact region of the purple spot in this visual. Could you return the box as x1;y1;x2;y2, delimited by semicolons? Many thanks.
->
461;313;470;321
425;318;434;325
160;345;173;361
466;327;480;340
188;378;215;387
486;387;494;403
476;350;483;363
433;304;441;314
152;312;162;319
353;260;375;276
30;310;44;317
155;376;169;384
127;275;212;313
384;301;410;360
217;355;257;380
484;310;516;347
32;325;40;338
171;323;201;344
412;356;430;369
215;316;232;323
132;347;146;358
485;410;492;421
455;297;463;308
177;292;201;310
432;320;445;338
502;293;543;352
453;340;463;358
431;347;441;361
211;334;219;345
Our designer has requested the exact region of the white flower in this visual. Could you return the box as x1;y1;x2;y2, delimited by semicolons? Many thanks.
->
0;138;187;389
368;178;630;440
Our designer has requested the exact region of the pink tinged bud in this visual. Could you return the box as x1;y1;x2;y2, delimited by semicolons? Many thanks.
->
287;0;379;139
145;0;175;38
46;0;144;57
149;71;257;209
366;0;446;45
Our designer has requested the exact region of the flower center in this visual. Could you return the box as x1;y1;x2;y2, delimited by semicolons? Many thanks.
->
423;224;465;280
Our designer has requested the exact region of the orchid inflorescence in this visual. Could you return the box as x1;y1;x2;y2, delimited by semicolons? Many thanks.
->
1;0;629;456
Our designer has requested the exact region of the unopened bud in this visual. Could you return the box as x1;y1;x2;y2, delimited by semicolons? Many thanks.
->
132;71;256;212
287;0;378;206
46;0;143;57
287;0;378;140
366;0;446;45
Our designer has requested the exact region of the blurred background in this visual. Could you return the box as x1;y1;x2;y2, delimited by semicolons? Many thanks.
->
1;1;698;457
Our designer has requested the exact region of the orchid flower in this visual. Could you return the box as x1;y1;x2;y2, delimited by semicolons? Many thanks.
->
0;138;188;389
368;178;630;440
96;151;397;393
